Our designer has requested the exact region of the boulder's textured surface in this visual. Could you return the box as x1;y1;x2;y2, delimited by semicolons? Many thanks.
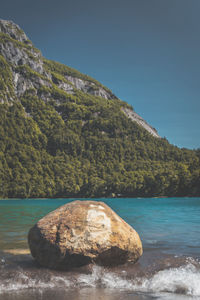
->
28;200;143;270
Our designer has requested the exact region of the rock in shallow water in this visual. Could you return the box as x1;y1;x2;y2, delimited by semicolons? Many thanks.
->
28;200;143;270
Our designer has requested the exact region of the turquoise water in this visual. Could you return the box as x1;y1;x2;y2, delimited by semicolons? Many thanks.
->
0;197;200;256
0;197;200;299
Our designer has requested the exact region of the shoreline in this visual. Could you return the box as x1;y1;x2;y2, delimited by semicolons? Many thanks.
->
3;249;30;255
1;196;200;200
0;249;199;299
1;196;200;299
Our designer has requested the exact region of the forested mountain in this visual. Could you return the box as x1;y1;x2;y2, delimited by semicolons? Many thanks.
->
0;19;199;198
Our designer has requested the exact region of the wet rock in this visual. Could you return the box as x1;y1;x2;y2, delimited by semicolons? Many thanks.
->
28;200;143;270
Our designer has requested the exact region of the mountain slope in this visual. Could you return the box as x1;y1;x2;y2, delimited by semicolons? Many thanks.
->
0;19;200;198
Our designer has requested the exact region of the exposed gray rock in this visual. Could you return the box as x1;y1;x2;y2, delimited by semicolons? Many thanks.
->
58;81;74;94
0;20;54;99
13;72;34;95
121;107;160;138
0;19;115;102
65;75;87;91
89;86;112;99
65;75;114;100
0;19;47;77
0;19;29;43
0;19;160;138
13;70;52;97
0;40;43;73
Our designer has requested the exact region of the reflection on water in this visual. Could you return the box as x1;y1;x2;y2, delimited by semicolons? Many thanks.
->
0;289;155;300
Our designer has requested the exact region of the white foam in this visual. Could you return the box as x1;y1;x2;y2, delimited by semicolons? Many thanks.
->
1;262;200;297
78;266;135;289
0;272;71;293
138;263;200;296
78;263;200;296
78;266;102;287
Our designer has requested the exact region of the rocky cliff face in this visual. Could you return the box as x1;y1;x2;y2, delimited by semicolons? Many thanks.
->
0;19;159;137
1;19;199;199
0;20;44;72
121;107;160;138
0;20;115;99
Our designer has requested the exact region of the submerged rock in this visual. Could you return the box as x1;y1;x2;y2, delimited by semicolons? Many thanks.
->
28;200;143;270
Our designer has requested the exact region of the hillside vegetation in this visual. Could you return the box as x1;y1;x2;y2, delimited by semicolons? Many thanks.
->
0;20;200;198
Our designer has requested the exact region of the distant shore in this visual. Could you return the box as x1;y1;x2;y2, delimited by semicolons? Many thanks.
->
1;196;200;200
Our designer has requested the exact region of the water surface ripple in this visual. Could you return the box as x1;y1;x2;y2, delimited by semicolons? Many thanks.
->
0;197;200;299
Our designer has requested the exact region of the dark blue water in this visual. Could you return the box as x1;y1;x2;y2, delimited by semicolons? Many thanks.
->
0;197;200;299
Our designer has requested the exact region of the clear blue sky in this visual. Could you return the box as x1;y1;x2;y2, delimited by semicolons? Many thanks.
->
1;0;200;149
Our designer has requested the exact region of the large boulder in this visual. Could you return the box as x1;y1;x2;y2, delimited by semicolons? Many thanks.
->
28;200;143;270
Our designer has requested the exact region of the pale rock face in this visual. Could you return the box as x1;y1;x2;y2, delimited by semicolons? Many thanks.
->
121;107;160;138
89;87;111;99
58;81;74;94
65;76;87;91
28;200;143;270
86;206;112;243
0;20;29;43
0;36;43;74
0;20;53;101
0;19;44;75
13;71;52;96
65;75;114;100
13;72;34;95
0;19;160;137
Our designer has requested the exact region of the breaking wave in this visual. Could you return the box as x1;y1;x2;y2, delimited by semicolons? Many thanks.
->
0;258;200;297
78;261;200;296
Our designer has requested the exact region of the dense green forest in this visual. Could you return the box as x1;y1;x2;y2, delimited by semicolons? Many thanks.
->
0;89;199;198
0;20;200;198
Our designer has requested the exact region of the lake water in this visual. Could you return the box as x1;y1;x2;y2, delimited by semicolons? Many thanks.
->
0;197;200;299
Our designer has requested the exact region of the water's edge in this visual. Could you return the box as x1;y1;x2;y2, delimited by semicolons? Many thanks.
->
0;197;200;299
0;250;200;299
